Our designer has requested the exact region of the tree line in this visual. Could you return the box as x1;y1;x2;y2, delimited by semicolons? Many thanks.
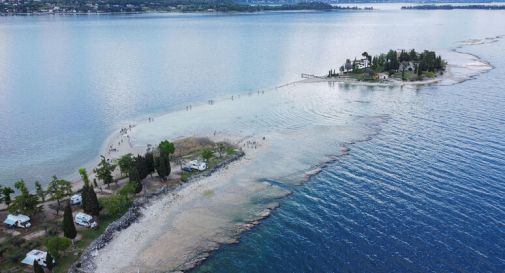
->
335;49;445;77
402;5;505;10
0;139;176;272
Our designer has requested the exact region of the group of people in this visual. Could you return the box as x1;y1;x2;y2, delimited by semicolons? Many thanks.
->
107;125;134;156
243;137;266;150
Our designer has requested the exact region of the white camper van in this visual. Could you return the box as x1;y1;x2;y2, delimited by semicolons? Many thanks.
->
70;194;82;205
74;212;97;228
21;249;55;268
188;160;208;171
3;214;32;228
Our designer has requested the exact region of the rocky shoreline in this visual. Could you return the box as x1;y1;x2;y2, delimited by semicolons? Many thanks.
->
68;151;245;273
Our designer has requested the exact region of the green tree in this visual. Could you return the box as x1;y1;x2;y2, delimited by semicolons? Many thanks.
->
145;152;155;176
137;155;150;180
95;156;116;188
132;180;142;194
46;236;71;259
386;49;399;71
62;202;76;241
118;182;136;197
79;168;90;210
216;143;226;158
409;49;418;61
9;180;40;216
47;176;72;215
86;186;100;216
117;153;134;176
33;260;44;273
46;252;54;272
344;59;352;72
34;181;45;203
202;148;213;162
1;186;14;207
399;50;410;62
100;194;131;218
159;140;175;155
155;154;171;181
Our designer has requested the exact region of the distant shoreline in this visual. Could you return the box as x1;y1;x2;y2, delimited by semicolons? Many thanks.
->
402;4;505;10
0;2;371;16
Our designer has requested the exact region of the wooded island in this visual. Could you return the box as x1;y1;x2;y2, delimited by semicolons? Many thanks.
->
328;49;446;82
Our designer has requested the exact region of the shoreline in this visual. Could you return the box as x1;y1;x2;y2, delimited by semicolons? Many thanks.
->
69;148;247;273
62;35;501;273
1;34;497;270
81;130;361;273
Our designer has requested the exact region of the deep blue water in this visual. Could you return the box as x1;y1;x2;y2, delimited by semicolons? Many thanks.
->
191;42;505;272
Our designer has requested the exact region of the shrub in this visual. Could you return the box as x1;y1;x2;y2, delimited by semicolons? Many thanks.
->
100;194;131;218
46;236;71;259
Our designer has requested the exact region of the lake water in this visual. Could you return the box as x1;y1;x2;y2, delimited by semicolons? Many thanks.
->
1;6;505;272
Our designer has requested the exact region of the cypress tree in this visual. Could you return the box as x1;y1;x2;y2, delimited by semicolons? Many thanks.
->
62;202;76;240
79;168;90;212
87;186;100;216
155;154;171;180
136;155;149;180
145;152;154;175
46;252;54;272
33;260;44;273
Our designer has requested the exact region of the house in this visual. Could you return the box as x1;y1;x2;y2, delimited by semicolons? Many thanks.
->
377;73;389;80
356;58;370;69
21;249;52;268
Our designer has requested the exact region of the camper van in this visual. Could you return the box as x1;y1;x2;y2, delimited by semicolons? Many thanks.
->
3;214;32;228
188;160;208;171
70;194;82;205
74;212;97;228
21;249;55;268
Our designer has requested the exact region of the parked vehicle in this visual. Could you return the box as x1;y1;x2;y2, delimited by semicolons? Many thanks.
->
3;214;32;228
74;212;97;228
188;160;208;171
182;166;193;172
21;249;55;268
70;194;82;205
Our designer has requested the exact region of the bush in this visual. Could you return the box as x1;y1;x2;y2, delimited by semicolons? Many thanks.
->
46;236;71;259
100;194;131;218
118;182;136;196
